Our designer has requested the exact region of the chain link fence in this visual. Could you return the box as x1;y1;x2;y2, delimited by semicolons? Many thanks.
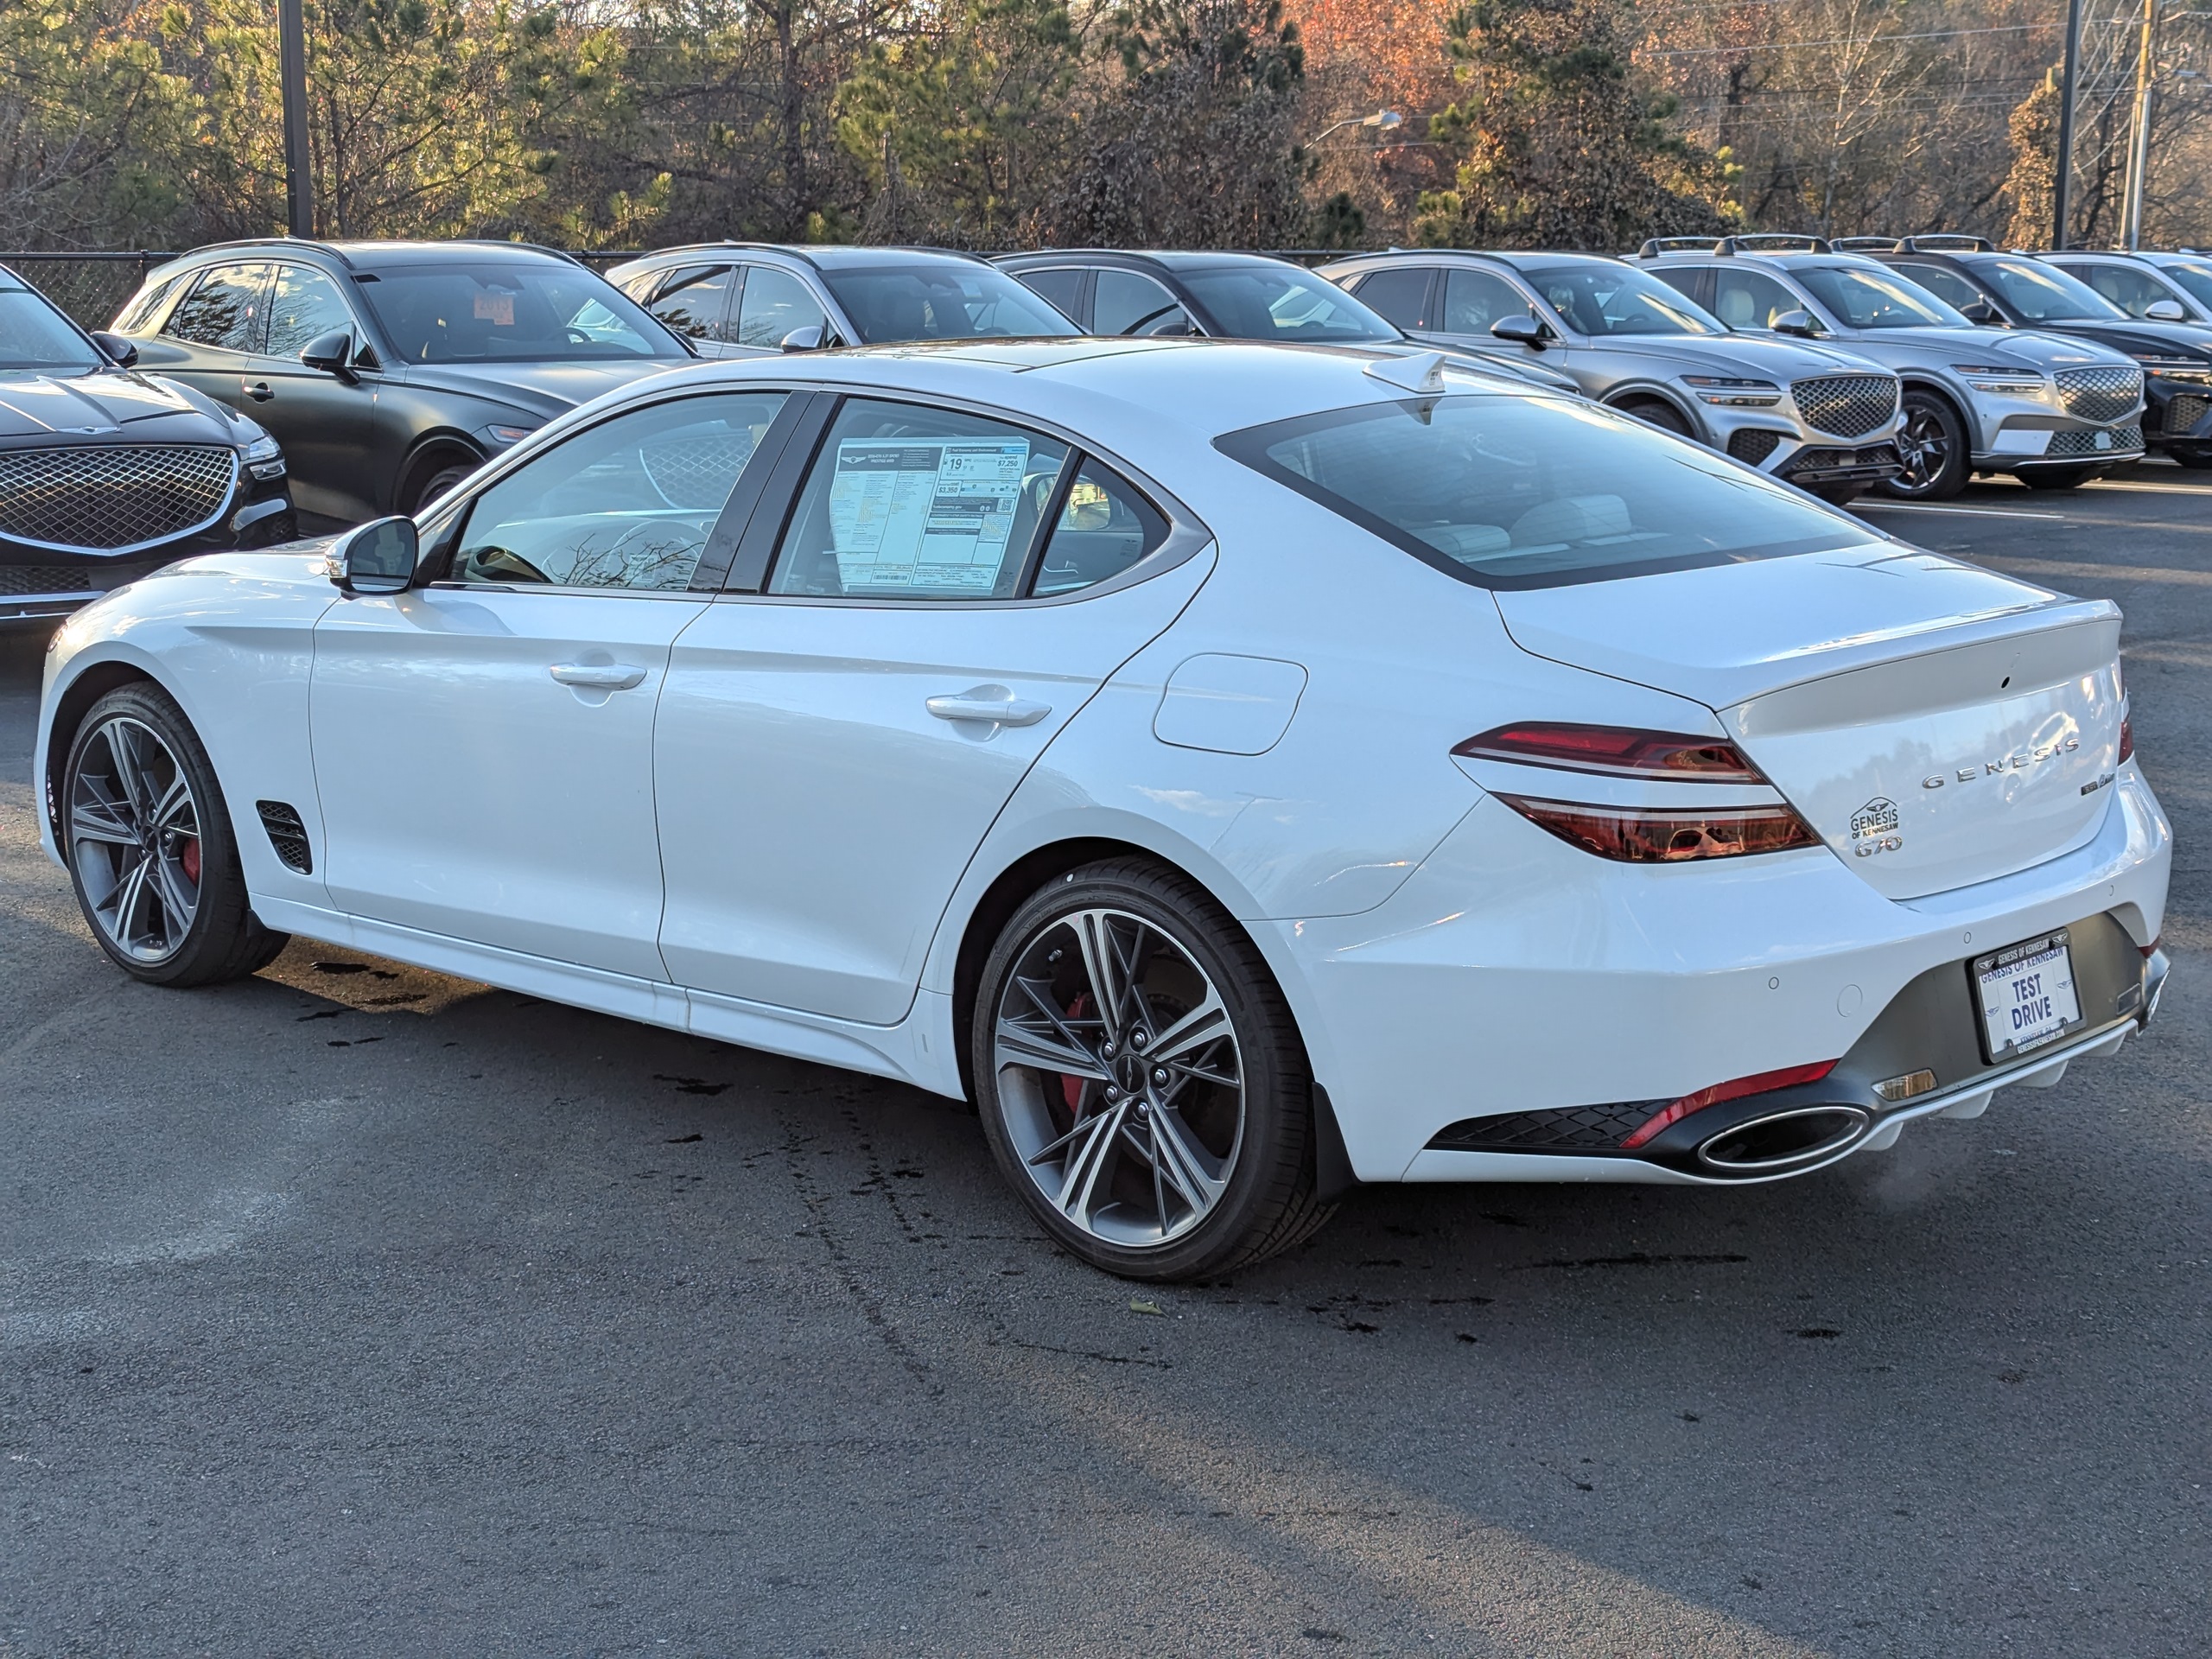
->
5;246;1349;329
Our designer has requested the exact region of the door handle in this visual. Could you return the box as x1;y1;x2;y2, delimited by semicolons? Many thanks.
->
926;687;1052;728
244;380;274;402
550;662;647;690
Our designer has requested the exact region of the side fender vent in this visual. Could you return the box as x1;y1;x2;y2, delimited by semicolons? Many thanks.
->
255;800;313;874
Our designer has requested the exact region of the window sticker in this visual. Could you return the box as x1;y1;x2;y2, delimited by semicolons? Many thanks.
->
474;290;516;326
827;438;1030;591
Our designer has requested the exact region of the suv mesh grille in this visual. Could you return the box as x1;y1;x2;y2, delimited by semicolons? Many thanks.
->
1791;374;1897;438
2164;393;2209;435
0;560;159;596
2047;424;2144;459
0;445;236;551
2054;365;2143;423
1727;429;1783;465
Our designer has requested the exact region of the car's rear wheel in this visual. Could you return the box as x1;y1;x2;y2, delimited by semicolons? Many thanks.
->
972;860;1332;1281
1882;390;1968;499
62;684;288;987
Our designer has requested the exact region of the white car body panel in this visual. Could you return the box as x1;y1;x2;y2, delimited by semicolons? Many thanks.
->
35;340;2173;1200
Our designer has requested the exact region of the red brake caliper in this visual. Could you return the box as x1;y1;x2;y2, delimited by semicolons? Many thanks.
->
181;838;201;884
1061;993;1091;1116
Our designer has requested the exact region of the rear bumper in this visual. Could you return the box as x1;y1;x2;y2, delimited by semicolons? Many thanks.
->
1274;766;2171;1185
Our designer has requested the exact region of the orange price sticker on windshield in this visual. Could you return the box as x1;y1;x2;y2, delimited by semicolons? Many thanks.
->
474;291;516;326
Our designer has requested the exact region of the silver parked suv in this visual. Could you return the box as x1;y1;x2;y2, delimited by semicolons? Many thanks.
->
1634;235;2145;497
1322;250;1905;503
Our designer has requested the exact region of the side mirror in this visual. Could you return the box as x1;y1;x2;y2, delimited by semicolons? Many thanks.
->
1770;308;1821;338
89;331;139;368
2146;298;2187;322
1490;315;1548;348
301;328;359;382
779;324;826;353
1960;299;2001;326
328;516;417;595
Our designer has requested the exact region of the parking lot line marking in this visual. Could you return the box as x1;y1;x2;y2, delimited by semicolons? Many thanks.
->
1975;556;2212;588
2083;480;2212;496
1857;501;2066;521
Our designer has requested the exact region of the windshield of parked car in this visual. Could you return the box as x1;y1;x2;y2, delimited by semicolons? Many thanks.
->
2156;258;2212;312
817;265;1079;341
1218;394;1860;589
1523;265;1726;336
0;283;104;372
1976;257;2125;322
354;263;685;363
1175;264;1399;343
1796;264;1967;328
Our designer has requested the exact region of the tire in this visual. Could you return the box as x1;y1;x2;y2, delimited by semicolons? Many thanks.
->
406;459;478;514
1881;390;1968;499
2018;465;2099;491
1620;398;1694;439
2166;449;2212;470
61;683;289;987
970;859;1333;1281
1807;482;1866;506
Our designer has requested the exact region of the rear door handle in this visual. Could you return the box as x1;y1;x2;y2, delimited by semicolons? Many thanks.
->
550;663;647;690
926;687;1052;728
244;380;274;402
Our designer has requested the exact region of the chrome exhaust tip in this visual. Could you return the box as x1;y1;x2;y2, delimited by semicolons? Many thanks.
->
1696;1105;1870;1175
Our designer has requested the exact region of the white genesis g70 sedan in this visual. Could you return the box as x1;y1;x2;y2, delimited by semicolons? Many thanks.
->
35;339;2172;1279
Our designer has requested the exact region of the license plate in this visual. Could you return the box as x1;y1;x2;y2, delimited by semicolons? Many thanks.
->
1973;930;2083;1063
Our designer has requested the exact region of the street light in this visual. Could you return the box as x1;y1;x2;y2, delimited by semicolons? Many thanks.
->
1309;110;1404;144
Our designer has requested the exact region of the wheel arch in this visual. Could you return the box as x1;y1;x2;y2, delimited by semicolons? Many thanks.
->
391;433;486;515
41;656;166;856
1601;385;1705;441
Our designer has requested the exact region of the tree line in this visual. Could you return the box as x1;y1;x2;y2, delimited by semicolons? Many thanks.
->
4;0;2208;255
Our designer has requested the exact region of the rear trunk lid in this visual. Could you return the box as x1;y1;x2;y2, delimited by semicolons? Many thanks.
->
1495;544;2126;899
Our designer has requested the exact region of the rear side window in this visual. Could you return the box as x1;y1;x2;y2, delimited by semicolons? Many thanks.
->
166;264;269;352
646;264;737;341
1013;267;1086;321
1351;268;1433;330
115;274;186;334
1033;462;1170;596
1217;395;1860;590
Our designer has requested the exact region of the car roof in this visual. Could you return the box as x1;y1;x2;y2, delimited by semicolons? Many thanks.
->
1325;251;1627;274
149;238;588;279
619;244;993;271
996;249;1307;274
1637;248;1899;276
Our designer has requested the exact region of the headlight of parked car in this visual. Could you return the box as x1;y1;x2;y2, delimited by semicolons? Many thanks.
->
2129;355;2212;385
1950;363;2045;395
1681;376;1782;407
239;433;287;479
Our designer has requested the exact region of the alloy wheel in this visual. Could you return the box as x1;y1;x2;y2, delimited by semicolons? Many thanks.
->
68;715;200;963
991;906;1246;1249
1893;404;1952;494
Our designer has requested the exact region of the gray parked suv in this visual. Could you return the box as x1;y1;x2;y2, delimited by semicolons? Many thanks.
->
1635;236;2145;497
607;244;1078;355
2037;248;2212;326
1322;250;1905;502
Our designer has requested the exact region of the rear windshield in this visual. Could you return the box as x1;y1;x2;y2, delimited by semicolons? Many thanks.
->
1975;258;2122;323
818;264;1079;342
356;263;686;363
1217;395;1863;589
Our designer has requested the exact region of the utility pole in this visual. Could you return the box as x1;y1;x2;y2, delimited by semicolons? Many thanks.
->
2121;0;2158;249
2054;0;2083;248
277;0;314;237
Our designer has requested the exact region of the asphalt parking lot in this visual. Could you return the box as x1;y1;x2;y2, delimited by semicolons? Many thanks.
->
3;466;2207;1657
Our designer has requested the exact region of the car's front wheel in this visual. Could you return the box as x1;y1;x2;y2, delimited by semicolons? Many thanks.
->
972;860;1332;1281
61;683;288;986
1882;390;1968;499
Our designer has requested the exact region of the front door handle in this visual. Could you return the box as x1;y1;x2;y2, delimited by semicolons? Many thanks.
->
244;380;275;402
550;662;647;690
926;687;1052;728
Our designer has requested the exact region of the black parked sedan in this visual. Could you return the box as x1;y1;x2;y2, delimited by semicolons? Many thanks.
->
1;265;294;625
110;239;694;529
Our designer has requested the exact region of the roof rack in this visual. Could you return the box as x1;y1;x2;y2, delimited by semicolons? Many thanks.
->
1831;237;1901;252
168;235;356;270
1893;234;1994;253
1635;233;1833;258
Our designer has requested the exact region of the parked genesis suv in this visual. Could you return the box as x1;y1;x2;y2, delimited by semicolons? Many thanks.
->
608;244;1082;357
1838;236;2212;468
1;264;293;625
1635;237;2145;496
111;239;694;528
1322;250;1906;502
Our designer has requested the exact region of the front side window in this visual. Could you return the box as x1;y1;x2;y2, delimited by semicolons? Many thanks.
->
165;264;270;353
817;264;1077;343
735;266;830;349
0;283;104;372
1218;395;1860;590
1094;269;1191;336
2063;261;2187;320
1712;268;1802;331
356;263;683;363
1524;264;1726;337
1974;257;2121;322
769;399;1072;600
2154;257;2212;311
1441;268;1530;335
1795;264;1966;328
1174;264;1398;343
647;265;737;341
1896;263;1989;313
264;264;361;357
448;391;788;591
1353;268;1433;331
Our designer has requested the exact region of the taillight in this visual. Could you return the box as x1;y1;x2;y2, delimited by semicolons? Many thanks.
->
2118;716;2134;764
1620;1060;1840;1149
1499;796;1821;862
1453;722;1766;783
